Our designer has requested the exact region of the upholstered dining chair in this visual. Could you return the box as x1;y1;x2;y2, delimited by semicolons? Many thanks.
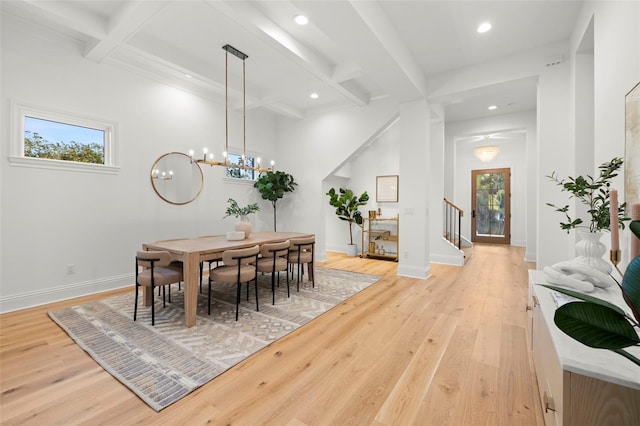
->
255;240;290;305
198;235;224;294
288;236;315;291
209;245;260;320
134;250;184;326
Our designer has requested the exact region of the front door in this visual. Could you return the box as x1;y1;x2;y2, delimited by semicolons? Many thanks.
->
471;168;511;244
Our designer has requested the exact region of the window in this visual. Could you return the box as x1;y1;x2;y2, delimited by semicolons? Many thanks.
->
225;153;258;181
10;101;119;173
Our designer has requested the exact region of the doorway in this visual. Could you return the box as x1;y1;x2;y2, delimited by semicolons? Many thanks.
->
471;168;511;244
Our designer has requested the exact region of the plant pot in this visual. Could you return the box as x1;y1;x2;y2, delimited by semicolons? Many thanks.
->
575;231;611;274
346;244;357;257
235;216;251;239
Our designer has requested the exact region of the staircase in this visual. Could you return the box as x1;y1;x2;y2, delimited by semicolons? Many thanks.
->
443;198;473;263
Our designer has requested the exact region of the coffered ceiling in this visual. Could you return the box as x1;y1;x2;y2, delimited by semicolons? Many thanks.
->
1;0;583;122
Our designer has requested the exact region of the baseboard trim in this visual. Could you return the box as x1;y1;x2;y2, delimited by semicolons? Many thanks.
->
397;264;431;280
0;273;133;313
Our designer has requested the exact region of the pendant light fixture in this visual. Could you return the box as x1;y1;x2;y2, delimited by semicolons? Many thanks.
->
190;44;273;173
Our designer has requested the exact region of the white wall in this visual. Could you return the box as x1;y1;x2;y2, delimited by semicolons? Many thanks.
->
446;111;536;250
537;0;640;269
0;15;278;311
324;120;401;254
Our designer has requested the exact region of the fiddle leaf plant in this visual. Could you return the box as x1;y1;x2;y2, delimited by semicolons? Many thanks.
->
542;219;640;367
254;171;297;231
546;157;630;233
326;187;369;246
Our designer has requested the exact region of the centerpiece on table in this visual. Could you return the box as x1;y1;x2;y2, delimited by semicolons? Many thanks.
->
223;198;259;239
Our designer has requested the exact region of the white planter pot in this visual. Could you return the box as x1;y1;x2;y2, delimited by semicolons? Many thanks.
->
235;216;251;239
575;231;611;274
346;244;357;257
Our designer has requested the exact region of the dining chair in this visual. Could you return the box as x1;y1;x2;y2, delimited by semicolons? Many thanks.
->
288;236;315;291
209;245;260;320
134;250;184;326
198;235;224;294
255;240;290;305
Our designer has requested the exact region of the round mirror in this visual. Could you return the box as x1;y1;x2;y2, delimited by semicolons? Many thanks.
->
150;152;204;205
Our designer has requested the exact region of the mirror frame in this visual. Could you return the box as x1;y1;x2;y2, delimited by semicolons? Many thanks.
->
150;152;204;205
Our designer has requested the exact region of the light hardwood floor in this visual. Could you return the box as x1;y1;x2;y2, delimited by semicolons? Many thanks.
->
0;244;543;425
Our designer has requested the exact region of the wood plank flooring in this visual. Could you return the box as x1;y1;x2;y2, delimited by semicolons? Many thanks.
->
0;244;543;425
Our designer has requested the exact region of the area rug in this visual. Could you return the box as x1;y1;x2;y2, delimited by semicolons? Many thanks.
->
48;267;381;411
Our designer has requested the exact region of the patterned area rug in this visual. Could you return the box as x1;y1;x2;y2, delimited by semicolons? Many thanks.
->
48;267;381;411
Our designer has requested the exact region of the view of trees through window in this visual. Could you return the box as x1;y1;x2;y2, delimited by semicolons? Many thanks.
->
24;116;105;164
226;153;256;180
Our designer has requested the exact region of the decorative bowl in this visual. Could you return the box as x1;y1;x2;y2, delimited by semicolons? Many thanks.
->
226;231;245;241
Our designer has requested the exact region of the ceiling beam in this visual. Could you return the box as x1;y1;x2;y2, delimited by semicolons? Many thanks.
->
203;0;369;107
295;0;426;102
84;1;169;62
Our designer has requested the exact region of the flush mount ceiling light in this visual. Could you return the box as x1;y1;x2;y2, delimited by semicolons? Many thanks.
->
294;15;309;25
310;92;319;99
488;105;497;110
477;22;492;33
474;146;500;162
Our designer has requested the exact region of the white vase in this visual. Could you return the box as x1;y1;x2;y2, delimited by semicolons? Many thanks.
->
346;244;357;257
235;216;251;239
574;231;611;274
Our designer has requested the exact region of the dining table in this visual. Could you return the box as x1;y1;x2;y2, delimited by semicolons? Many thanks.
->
142;231;314;327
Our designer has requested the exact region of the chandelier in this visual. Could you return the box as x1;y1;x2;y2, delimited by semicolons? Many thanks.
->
190;44;273;173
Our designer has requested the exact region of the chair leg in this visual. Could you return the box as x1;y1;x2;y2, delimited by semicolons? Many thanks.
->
199;262;203;294
168;283;171;303
255;277;259;312
134;284;139;321
151;284;155;326
162;285;166;307
235;281;241;321
285;270;290;298
208;276;212;315
271;272;276;305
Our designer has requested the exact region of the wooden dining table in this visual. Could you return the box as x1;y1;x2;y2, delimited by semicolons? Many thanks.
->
142;231;313;327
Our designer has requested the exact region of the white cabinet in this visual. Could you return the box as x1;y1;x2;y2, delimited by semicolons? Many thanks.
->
528;271;640;425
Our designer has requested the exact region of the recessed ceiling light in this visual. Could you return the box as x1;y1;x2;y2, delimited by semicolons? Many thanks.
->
477;22;492;33
294;15;309;25
310;92;319;99
488;105;497;110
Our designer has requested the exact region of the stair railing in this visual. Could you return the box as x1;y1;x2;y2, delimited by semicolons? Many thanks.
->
443;198;464;250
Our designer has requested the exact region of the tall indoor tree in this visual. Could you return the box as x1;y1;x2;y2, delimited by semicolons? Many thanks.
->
254;171;297;231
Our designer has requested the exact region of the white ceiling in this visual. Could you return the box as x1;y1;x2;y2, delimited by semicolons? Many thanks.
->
1;0;583;122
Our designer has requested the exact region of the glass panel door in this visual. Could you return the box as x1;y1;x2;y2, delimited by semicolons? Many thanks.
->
471;168;510;244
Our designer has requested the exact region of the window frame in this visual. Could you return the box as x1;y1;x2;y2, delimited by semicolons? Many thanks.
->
10;100;119;174
223;152;260;182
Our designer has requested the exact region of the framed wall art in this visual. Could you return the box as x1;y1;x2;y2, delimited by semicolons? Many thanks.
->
376;175;399;203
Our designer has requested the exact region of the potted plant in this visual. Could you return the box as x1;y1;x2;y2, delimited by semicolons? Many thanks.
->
254;171;297;231
546;157;630;272
223;198;259;238
542;220;640;367
326;187;369;256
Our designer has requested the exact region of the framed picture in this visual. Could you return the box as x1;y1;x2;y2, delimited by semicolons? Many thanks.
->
376;175;399;203
625;81;640;208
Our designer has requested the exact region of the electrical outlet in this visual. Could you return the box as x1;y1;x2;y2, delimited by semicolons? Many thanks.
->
66;264;75;275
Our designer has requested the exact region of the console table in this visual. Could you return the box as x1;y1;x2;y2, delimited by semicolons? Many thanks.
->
528;270;640;425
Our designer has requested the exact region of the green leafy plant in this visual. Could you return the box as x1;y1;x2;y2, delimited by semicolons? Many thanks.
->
223;198;259;219
326;187;369;245
546;157;629;233
253;171;297;231
542;219;640;367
